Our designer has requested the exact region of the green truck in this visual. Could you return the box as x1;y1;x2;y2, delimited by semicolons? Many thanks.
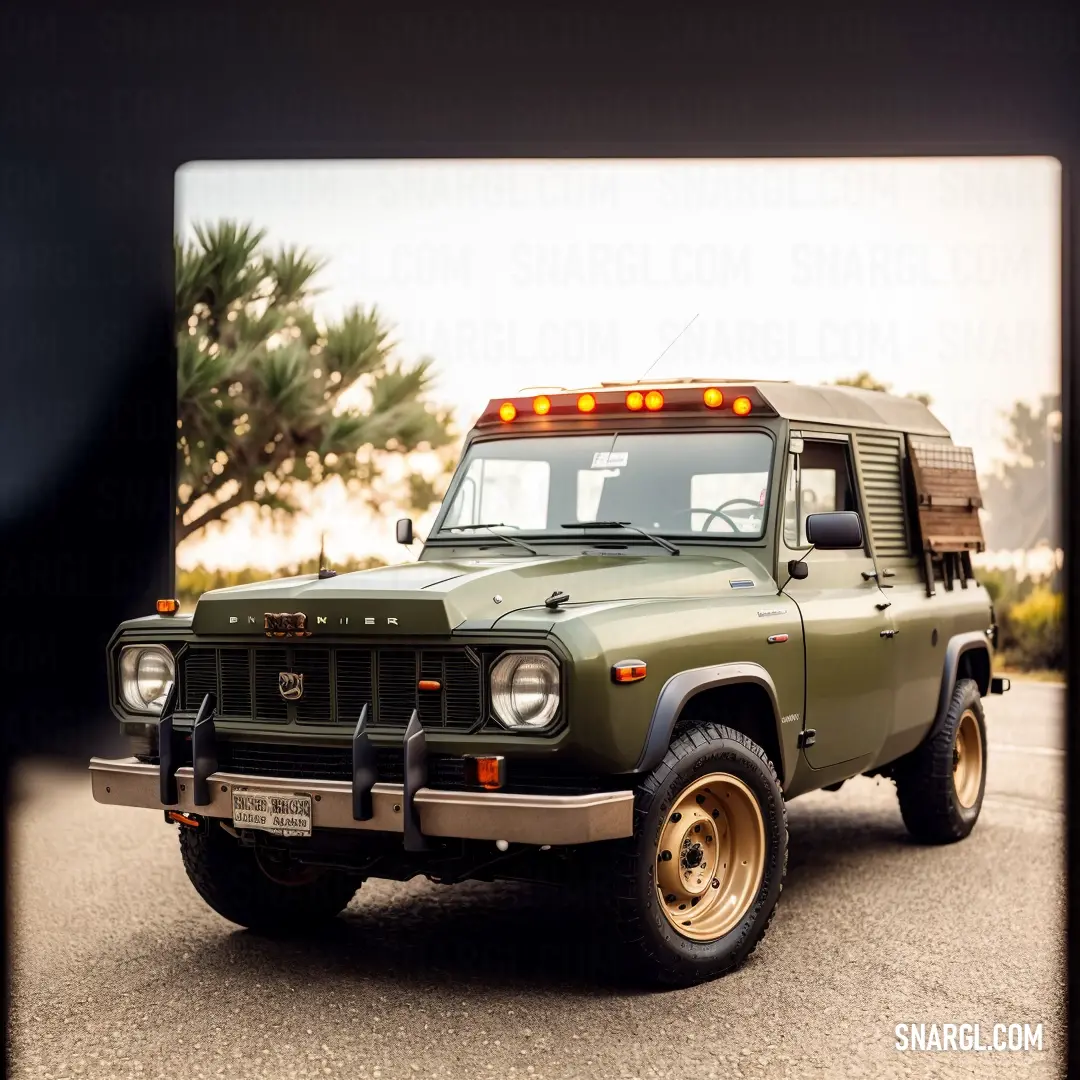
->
91;379;1007;985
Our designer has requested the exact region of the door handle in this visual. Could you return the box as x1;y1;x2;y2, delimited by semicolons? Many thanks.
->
880;629;899;638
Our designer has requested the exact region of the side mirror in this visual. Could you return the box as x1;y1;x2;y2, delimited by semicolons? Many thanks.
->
787;559;809;580
805;511;864;550
395;518;414;545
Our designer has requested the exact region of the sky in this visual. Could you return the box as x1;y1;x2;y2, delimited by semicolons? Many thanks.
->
175;158;1061;570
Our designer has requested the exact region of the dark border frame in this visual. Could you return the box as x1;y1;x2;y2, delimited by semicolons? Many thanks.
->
1;1;1076;1071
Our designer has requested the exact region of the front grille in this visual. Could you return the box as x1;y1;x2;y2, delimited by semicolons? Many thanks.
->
153;738;613;794
177;645;484;731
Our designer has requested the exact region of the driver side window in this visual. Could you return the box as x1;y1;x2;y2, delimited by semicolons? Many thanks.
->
783;438;859;548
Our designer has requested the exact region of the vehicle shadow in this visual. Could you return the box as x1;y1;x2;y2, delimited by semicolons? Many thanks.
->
217;879;627;996
197;801;919;995
783;799;915;903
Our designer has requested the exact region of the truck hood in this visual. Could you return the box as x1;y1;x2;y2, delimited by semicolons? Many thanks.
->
191;552;774;637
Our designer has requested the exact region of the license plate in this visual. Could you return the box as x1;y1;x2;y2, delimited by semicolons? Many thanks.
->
231;789;313;837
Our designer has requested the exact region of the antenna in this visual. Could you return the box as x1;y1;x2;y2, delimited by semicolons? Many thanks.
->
317;530;337;579
639;313;699;381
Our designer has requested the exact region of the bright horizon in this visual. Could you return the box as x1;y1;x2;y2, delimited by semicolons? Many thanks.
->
175;157;1061;570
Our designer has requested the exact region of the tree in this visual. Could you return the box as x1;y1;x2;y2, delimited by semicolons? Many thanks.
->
980;394;1061;552
175;222;454;543
829;371;932;406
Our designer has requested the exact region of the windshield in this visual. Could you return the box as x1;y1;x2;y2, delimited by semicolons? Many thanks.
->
435;431;774;540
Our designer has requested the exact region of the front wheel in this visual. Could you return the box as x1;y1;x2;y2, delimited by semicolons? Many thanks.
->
607;723;788;987
179;823;360;934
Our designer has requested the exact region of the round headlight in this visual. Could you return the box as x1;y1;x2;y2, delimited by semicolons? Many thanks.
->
119;645;176;714
490;652;560;730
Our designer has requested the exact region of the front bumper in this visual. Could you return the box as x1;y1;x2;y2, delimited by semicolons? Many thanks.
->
89;756;634;845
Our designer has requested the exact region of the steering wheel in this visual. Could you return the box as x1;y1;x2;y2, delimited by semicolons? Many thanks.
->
680;498;763;534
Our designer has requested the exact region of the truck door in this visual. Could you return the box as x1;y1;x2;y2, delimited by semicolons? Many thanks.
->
779;432;897;770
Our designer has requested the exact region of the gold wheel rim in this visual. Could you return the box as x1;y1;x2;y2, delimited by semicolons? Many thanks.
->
655;772;766;942
953;708;984;809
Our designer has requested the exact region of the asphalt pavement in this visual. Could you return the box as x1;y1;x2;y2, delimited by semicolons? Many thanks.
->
8;680;1066;1079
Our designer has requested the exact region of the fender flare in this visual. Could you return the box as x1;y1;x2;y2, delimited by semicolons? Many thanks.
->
929;631;992;740
632;662;783;774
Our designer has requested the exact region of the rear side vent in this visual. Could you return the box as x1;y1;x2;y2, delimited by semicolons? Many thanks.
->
855;431;911;560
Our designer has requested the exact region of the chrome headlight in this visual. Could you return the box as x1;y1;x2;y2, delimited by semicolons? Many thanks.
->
118;645;175;714
490;652;560;730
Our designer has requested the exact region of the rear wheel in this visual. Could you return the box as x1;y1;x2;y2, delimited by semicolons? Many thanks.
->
179;823;360;933
894;678;987;844
606;723;787;987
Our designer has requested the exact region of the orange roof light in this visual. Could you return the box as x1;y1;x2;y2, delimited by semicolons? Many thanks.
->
498;401;517;422
612;660;648;684
532;395;551;416
732;396;753;416
626;391;644;411
644;390;664;411
577;393;596;413
703;387;724;408
156;598;180;615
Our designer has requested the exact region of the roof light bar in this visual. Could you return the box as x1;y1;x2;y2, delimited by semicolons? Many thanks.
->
477;385;774;424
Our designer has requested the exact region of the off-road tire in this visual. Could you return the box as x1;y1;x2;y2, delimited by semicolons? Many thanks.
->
608;723;787;987
894;678;987;844
179;823;360;933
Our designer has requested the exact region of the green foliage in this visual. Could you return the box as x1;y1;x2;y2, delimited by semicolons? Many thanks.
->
175;221;455;542
829;372;932;407
1006;587;1064;671
979;568;1063;671
177;557;388;611
980;394;1060;550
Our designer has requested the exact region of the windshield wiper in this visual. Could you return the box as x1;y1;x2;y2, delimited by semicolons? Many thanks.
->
440;523;539;555
560;520;680;556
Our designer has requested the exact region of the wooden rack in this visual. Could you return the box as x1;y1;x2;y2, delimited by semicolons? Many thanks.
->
907;437;985;597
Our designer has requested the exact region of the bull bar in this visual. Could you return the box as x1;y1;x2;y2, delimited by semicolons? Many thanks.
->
90;691;634;847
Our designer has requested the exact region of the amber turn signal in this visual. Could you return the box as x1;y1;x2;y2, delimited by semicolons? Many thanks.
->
465;755;505;791
418;679;442;691
732;396;753;416
156;598;180;615
703;387;724;408
644;390;664;411
612;660;647;683
498;401;517;422
533;395;551;416
626;390;644;411
577;393;596;413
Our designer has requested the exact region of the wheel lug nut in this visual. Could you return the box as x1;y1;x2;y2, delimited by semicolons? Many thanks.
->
665;893;677;903
661;850;672;861
670;812;681;823
696;794;706;804
712;879;720;889
711;809;720;819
